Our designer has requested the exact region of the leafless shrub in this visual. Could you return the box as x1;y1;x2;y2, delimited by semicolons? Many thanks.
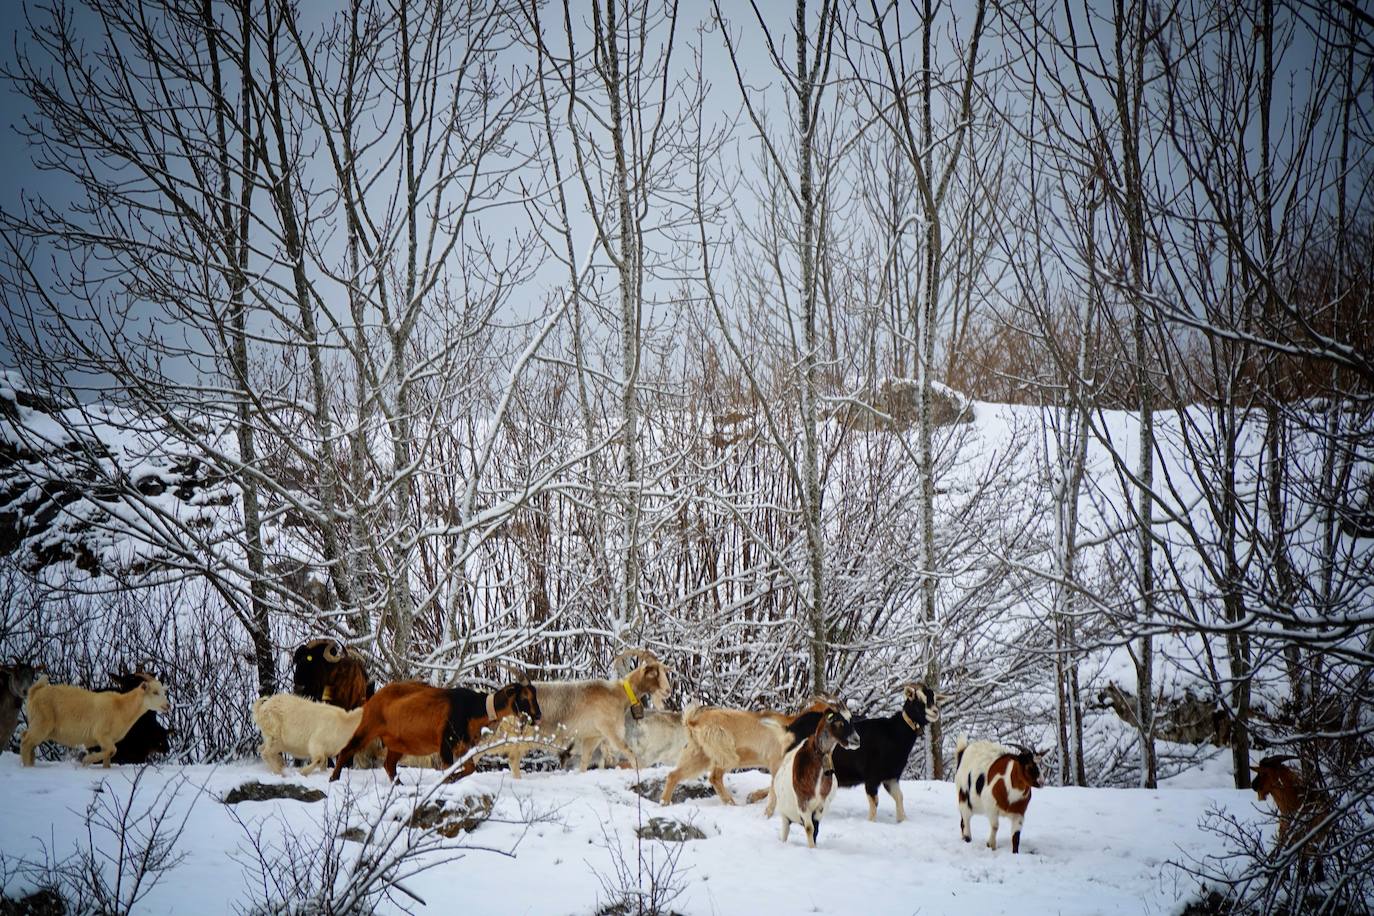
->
0;768;197;916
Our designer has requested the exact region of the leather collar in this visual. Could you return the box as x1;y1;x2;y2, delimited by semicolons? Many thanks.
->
902;710;922;732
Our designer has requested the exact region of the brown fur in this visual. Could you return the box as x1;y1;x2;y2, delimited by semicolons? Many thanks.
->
329;681;539;783
1252;757;1332;874
989;754;1033;816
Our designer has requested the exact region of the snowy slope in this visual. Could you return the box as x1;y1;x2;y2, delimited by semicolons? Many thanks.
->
0;755;1265;915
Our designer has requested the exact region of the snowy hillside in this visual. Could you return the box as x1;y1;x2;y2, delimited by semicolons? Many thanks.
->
0;756;1259;915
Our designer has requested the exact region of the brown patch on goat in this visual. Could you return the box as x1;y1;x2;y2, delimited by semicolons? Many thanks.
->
989;755;1032;815
790;736;824;811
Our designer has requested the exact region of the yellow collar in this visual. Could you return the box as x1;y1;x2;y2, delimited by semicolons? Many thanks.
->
621;678;640;706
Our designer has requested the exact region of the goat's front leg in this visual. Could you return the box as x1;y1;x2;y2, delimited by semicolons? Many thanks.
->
1010;813;1024;853
82;740;114;768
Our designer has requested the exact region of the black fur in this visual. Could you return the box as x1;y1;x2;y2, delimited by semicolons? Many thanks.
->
831;686;937;795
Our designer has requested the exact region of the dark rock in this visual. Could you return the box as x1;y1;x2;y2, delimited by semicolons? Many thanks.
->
338;826;368;843
405;794;494;838
222;781;326;805
629;778;716;804
635;817;706;842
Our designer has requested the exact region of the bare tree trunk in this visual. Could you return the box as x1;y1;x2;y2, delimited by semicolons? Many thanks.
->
598;0;644;637
796;0;829;694
208;0;275;696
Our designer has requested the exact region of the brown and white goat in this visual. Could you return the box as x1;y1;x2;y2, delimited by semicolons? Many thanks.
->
659;698;834;807
530;649;670;770
253;693;364;777
1;663;39;754
20;673;171;768
329;678;540;783
1251;755;1332;879
954;735;1042;853
772;702;861;847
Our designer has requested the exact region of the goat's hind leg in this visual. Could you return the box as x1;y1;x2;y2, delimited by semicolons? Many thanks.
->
709;767;737;805
884;779;906;822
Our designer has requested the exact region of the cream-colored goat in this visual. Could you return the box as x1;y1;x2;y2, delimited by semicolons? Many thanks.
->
659;699;836;807
531;649;671;770
253;693;364;777
21;674;171;767
659;705;795;805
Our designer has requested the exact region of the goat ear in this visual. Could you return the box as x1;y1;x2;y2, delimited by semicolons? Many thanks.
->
904;684;918;699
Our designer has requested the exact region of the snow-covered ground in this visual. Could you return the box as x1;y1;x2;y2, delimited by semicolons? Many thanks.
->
0;755;1266;915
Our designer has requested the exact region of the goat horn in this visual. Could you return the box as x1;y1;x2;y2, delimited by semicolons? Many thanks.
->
323;640;344;663
501;663;530;685
610;648;660;670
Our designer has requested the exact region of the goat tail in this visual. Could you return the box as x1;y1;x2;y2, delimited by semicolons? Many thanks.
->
681;703;702;726
955;733;968;755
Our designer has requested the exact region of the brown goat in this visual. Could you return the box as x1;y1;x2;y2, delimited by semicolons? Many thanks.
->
1252;755;1332;879
329;680;540;783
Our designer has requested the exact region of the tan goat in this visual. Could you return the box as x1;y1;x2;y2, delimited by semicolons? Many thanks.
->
530;649;671;770
21;674;171;768
659;699;833;806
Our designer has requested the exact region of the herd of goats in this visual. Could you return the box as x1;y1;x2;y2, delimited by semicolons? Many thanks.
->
0;641;1333;860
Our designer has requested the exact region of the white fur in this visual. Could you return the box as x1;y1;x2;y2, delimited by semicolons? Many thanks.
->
954;735;1032;852
253;693;363;776
21;676;170;768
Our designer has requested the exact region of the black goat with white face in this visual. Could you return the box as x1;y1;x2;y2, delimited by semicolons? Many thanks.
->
784;683;947;822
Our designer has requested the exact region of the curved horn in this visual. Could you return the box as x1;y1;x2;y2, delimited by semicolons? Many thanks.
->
610;648;660;672
1011;743;1036;758
322;640;344;663
500;663;530;685
1259;754;1300;767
